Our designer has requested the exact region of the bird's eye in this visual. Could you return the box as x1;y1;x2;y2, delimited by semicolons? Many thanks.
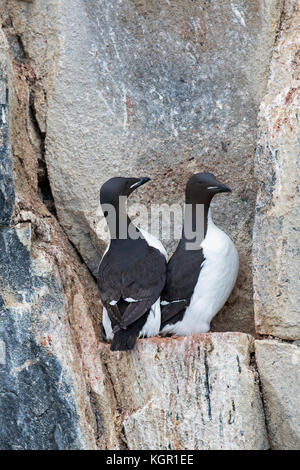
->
104;211;108;217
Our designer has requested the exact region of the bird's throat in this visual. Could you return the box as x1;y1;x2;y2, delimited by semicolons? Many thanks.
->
181;200;211;249
102;197;132;240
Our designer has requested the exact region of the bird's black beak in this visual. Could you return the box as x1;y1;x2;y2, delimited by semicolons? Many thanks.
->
138;177;151;187
130;177;151;189
217;183;231;193
207;181;232;193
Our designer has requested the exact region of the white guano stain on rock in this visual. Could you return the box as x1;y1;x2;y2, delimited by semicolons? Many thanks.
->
231;4;246;27
0;339;6;366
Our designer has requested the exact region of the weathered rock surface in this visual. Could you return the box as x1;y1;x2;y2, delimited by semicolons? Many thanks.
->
255;339;300;450
1;0;299;452
5;0;284;334
0;227;84;450
253;0;300;339
0;222;109;450
0;28;14;225
100;333;268;450
0;24;117;450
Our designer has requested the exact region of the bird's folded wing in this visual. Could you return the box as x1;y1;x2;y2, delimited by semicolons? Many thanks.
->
98;246;166;330
122;296;157;327
161;299;188;324
98;258;124;327
121;249;166;327
102;300;125;329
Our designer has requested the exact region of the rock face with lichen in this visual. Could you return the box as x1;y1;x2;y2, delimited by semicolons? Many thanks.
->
255;340;300;450
0;34;14;225
0;221;107;450
0;0;299;451
253;1;300;340
0;25;111;450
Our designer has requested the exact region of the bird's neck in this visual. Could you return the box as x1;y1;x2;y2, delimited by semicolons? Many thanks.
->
102;196;133;240
181;195;213;249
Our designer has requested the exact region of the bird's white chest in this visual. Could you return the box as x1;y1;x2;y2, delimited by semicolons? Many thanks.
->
166;218;239;336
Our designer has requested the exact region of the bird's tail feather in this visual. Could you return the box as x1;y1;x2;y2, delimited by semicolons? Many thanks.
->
110;329;137;351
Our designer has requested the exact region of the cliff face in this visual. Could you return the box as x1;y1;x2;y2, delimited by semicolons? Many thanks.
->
100;333;268;450
4;0;285;335
0;0;299;450
253;0;300;340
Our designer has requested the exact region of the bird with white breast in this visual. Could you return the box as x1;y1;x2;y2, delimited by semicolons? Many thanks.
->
98;176;167;351
160;172;239;336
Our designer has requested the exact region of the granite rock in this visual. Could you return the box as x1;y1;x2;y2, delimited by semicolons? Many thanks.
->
100;333;268;450
0;28;14;226
0;224;84;449
253;0;300;339
255;339;300;449
0;218;119;449
0;33;115;448
5;0;284;333
0;0;299;452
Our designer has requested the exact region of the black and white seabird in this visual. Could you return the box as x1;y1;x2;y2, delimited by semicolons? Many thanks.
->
97;177;167;351
160;172;239;336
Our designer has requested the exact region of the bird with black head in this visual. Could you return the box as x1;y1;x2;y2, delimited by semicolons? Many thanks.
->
160;172;239;336
98;176;167;351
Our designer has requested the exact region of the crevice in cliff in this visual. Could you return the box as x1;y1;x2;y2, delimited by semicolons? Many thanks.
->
1;13;96;282
2;13;57;219
203;346;212;421
1;17;27;65
256;333;298;345
274;0;286;45
249;349;271;450
5;18;56;220
119;425;129;450
64;231;97;281
101;356;129;450
87;387;104;447
28;88;57;217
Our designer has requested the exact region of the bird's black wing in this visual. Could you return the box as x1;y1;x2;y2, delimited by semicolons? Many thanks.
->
160;300;189;325
161;244;205;325
98;254;126;329
120;246;166;327
98;245;166;329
